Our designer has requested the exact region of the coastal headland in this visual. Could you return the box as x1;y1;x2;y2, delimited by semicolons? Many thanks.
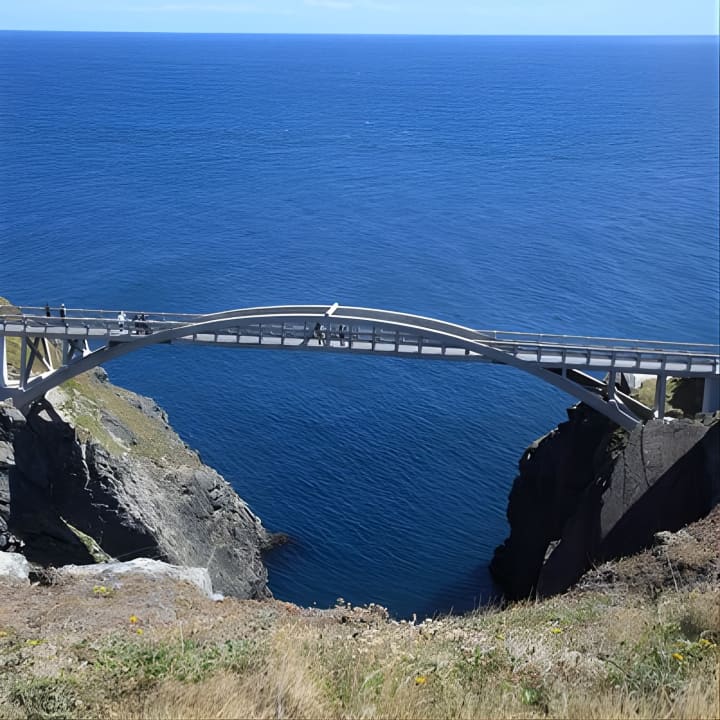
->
0;297;717;718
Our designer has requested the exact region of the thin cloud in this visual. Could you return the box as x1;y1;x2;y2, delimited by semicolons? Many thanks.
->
304;0;354;9
303;0;399;9
363;1;399;10
128;3;265;13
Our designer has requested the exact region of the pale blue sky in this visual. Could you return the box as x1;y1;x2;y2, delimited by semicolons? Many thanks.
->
0;0;717;35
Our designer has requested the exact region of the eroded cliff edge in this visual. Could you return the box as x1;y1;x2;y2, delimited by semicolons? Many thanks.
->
0;368;271;599
491;396;719;601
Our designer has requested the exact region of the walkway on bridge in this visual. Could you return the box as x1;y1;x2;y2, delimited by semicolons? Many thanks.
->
2;302;719;429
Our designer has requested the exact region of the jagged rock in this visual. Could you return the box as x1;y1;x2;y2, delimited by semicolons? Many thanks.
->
491;403;719;600
489;404;617;600
58;558;215;598
0;378;271;600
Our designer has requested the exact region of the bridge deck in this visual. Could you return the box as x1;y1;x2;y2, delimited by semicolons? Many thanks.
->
2;310;718;377
2;304;718;427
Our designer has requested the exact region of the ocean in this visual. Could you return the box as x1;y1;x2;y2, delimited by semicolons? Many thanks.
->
1;32;718;617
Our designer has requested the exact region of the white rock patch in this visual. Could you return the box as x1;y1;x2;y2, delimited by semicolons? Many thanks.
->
58;558;214;598
0;551;30;584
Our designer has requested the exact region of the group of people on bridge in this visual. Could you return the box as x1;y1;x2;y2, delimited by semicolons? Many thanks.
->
43;303;152;335
313;322;347;346
118;312;152;335
45;302;65;319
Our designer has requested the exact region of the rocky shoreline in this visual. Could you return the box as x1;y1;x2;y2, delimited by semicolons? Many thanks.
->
1;367;271;599
491;392;719;601
2;349;718;610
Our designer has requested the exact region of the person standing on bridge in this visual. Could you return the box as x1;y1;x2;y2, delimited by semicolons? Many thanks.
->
44;303;51;318
313;322;324;345
117;310;126;331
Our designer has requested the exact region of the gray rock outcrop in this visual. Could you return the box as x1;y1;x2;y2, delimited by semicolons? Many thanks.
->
58;558;217;599
490;403;719;600
0;550;30;584
0;372;272;600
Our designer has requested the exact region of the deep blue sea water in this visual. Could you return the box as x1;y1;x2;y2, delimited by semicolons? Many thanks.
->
1;32;718;617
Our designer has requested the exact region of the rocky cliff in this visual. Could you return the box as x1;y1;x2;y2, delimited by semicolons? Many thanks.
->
0;367;271;599
491;400;719;601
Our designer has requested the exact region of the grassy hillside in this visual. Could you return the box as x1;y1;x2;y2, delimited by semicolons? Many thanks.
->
0;560;716;719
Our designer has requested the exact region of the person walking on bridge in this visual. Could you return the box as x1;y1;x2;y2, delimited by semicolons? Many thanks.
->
313;322;324;345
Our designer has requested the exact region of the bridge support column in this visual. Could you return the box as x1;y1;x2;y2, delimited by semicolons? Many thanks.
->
654;374;667;420
19;335;28;390
0;335;8;388
702;376;720;414
607;371;617;400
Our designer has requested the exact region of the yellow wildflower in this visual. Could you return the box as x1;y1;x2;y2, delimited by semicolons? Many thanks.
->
25;639;42;647
129;615;139;624
415;675;427;686
136;628;144;635
550;627;563;635
698;638;716;648
0;630;8;638
672;652;684;662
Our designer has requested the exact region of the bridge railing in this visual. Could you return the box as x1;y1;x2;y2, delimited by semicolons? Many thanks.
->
2;306;718;360
11;306;205;324
472;329;719;355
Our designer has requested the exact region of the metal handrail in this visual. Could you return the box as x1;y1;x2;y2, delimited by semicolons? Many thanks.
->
2;306;718;359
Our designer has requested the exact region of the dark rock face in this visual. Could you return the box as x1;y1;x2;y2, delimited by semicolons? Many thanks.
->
0;394;271;600
490;404;719;601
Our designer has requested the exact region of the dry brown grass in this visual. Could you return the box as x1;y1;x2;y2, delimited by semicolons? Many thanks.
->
0;568;717;720
100;588;719;720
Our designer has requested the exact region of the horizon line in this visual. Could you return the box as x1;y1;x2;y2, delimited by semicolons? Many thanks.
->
0;28;718;38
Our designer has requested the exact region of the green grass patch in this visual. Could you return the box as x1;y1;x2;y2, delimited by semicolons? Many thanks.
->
93;637;260;689
633;377;704;418
9;676;84;720
62;519;113;563
57;372;198;464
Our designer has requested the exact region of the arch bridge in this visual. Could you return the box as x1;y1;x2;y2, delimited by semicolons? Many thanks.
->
1;303;718;430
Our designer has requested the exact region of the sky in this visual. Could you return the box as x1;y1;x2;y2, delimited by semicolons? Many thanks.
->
0;0;717;35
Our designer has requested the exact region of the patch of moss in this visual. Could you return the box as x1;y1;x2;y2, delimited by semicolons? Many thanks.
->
632;377;704;419
62;519;113;564
58;372;199;466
